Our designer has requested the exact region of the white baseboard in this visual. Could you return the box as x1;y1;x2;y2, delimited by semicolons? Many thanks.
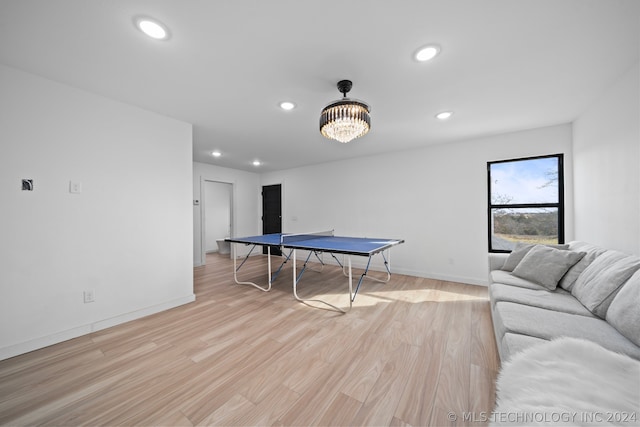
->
296;254;489;287
393;268;489;287
0;294;195;362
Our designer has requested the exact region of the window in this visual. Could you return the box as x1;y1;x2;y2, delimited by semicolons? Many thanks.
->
488;154;564;252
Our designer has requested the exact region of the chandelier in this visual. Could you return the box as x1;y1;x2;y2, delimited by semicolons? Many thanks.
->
319;80;371;143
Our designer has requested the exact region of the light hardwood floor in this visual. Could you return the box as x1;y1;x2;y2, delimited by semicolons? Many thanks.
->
0;253;500;426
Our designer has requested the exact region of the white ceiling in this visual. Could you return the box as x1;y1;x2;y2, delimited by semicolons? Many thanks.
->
1;0;638;172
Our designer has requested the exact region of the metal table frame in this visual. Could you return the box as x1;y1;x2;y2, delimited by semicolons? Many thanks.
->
226;231;404;313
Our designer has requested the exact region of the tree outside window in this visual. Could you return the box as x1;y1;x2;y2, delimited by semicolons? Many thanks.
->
488;154;564;252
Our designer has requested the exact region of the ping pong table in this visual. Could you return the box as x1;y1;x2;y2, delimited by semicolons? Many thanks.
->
225;230;404;312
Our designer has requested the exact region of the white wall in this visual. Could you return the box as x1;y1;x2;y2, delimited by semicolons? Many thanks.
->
573;62;640;255
0;65;194;360
261;124;573;285
203;181;232;252
193;162;260;266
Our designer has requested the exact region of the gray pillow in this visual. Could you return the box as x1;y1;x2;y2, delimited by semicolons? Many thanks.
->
502;242;569;272
572;251;640;318
511;245;586;290
558;244;607;291
606;270;640;347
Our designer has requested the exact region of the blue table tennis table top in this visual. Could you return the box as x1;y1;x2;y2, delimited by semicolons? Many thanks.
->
226;233;404;256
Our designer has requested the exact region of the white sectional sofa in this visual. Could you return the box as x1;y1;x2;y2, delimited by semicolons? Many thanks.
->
488;241;640;362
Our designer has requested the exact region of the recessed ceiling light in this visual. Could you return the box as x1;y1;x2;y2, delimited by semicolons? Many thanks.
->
252;160;261;166
435;111;454;120
279;101;296;111
414;45;441;62
211;151;222;157
134;16;170;40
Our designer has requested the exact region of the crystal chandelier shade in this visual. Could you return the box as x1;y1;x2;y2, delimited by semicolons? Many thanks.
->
319;80;371;143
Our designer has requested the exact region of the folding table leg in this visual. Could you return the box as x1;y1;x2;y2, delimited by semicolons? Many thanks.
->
349;250;394;300
232;243;272;292
292;249;352;313
365;249;392;283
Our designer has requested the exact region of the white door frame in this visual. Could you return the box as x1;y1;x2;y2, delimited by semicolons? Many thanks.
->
200;177;235;265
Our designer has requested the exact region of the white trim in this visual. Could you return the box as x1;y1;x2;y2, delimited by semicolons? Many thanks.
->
285;254;489;287
200;177;235;265
0;294;195;361
394;269;489;287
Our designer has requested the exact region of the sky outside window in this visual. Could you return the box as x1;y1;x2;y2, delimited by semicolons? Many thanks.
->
490;157;558;205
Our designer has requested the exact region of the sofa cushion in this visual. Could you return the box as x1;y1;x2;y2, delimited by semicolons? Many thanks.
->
489;252;509;271
558;242;607;291
489;283;594;317
500;333;548;361
490;270;547;290
571;251;640;318
492;301;640;360
501;242;569;272
606;270;640;347
511;245;585;290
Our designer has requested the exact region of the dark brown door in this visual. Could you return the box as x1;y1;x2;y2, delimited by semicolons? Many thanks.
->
262;184;282;255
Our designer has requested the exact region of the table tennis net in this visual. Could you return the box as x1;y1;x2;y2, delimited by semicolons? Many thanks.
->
280;230;334;245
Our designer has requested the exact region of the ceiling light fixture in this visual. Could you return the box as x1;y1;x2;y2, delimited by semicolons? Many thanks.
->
435;111;454;120
279;101;296;111
252;160;261;166
319;80;371;143
135;16;170;40
414;45;441;62
211;151;222;157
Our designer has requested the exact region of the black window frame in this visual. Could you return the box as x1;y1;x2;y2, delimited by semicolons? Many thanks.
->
487;153;565;253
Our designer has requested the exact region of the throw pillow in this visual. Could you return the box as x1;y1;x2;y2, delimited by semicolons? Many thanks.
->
557;244;607;291
502;242;569;272
511;245;586;290
572;251;640;318
606;270;640;347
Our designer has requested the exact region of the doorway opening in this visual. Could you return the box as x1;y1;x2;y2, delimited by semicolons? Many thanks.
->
201;180;233;265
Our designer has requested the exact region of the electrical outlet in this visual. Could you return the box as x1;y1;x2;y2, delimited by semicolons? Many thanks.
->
69;181;82;194
83;290;95;303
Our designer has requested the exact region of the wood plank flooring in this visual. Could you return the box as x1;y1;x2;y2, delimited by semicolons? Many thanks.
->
0;253;500;426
